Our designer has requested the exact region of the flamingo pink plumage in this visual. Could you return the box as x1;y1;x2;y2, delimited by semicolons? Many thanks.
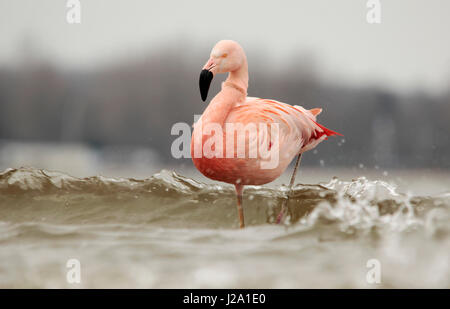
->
191;40;341;228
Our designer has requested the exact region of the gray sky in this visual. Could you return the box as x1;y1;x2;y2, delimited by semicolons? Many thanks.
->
1;0;449;93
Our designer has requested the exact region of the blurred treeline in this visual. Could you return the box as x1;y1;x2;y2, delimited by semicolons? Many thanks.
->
0;45;449;169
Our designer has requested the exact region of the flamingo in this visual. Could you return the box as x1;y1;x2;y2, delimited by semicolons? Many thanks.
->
191;40;341;228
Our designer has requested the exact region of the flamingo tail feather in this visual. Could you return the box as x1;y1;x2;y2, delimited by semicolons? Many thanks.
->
314;121;343;138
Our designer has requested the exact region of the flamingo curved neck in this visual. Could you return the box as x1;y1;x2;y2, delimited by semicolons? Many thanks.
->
200;60;249;127
226;58;249;91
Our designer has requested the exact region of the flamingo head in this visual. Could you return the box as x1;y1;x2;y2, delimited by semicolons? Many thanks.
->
199;40;245;101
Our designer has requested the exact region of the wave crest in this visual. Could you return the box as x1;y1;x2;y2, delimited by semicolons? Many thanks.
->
0;167;448;233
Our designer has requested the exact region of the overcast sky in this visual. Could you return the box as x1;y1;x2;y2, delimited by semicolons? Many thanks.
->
0;0;449;93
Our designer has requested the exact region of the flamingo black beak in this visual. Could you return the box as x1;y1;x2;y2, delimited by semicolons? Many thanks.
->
199;69;214;102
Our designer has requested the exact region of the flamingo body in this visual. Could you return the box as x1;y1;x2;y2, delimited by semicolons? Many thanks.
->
191;96;339;185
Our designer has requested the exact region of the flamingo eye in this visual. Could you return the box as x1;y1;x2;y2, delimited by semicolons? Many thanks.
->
221;53;228;58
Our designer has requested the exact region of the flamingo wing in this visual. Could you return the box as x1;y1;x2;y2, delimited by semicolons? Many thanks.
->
226;97;340;160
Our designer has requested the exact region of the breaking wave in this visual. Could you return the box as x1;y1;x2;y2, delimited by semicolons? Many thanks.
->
0;167;448;234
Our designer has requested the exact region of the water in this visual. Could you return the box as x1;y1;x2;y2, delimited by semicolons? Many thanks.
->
0;167;448;288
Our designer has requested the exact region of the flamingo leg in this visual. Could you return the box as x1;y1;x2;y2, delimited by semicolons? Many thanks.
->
235;184;245;228
276;153;302;224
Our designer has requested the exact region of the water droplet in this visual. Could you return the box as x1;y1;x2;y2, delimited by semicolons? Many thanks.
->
236;178;241;184
383;171;388;176
319;160;325;167
359;163;364;169
313;149;318;154
249;195;254;200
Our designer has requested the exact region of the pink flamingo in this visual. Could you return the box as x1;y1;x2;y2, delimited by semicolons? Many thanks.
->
191;40;341;228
